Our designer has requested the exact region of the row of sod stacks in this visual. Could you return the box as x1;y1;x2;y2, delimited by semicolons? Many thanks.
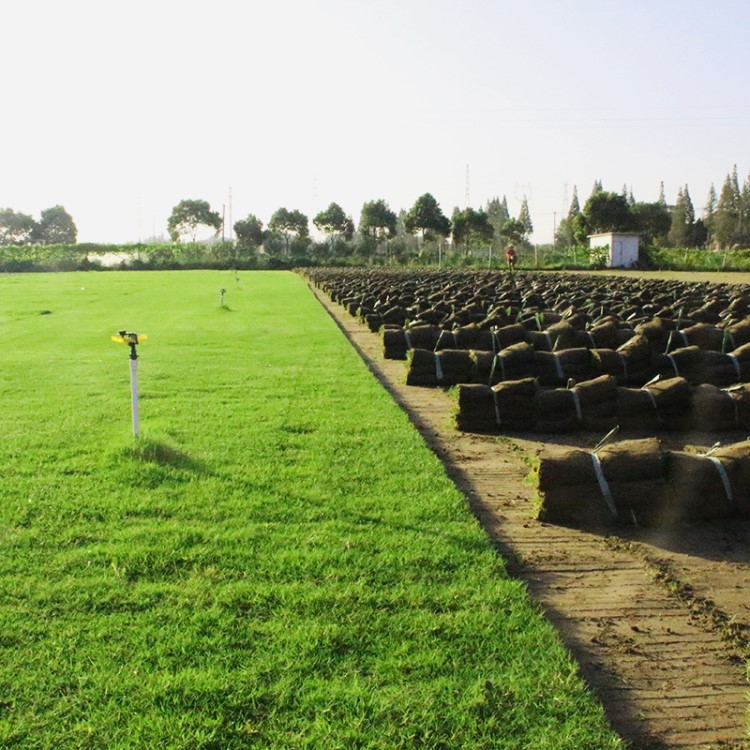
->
454;375;750;434
309;270;750;341
381;309;750;362
536;438;750;527
406;339;750;389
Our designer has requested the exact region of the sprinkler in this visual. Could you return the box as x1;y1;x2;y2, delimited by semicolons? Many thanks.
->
111;330;147;438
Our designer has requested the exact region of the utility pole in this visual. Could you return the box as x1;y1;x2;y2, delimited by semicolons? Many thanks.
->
228;186;233;241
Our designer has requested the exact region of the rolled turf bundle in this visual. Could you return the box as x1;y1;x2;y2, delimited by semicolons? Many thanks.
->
434;329;460;351
492;323;529;349
689;384;739;431
383;328;409;359
454;378;537;432
727;384;750;431
454;384;496;432
537;438;667;526
488;341;536;383
533;348;595;386
591;348;630;385
535;388;581;433
588;320;628;350
405;348;441;386
653;345;705;383
381;305;407;326
726;342;750;382
712;440;750;515
405;325;441;351
677;322;725;351
645;376;692;430
664;448;741;522
615;377;691;431
364;313;384;333
635;318;673;349
439;349;476;385
725;318;750;348
572;375;619;431
700;350;746;386
616;334;654;385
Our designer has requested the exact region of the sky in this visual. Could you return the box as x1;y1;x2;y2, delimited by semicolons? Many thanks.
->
3;0;750;245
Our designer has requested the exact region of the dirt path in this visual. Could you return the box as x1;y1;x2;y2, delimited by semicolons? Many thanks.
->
313;285;750;750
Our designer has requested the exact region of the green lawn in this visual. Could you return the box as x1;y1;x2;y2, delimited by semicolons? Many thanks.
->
0;270;622;749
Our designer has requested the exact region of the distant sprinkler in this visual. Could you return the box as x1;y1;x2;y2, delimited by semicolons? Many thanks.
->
111;331;148;438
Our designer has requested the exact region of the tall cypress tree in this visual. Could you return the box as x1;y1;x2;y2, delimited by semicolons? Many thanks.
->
668;185;696;248
518;196;533;238
714;168;741;248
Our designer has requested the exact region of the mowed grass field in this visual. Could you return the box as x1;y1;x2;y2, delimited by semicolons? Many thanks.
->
0;271;621;749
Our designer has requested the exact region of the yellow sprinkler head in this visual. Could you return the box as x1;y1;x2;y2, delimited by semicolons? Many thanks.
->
112;331;147;359
112;331;147;345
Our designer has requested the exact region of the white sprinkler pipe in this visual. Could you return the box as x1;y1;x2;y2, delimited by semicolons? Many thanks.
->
129;355;140;438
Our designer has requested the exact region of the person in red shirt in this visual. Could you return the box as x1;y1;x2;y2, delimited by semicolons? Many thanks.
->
505;244;517;271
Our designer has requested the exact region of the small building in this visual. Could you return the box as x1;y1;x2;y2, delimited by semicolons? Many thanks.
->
588;232;640;268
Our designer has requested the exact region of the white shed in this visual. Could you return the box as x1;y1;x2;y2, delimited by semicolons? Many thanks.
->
588;232;640;268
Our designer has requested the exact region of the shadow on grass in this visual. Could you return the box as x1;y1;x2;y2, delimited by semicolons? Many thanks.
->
121;438;210;475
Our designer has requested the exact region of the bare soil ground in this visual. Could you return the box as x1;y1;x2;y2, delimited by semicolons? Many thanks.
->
313;285;750;750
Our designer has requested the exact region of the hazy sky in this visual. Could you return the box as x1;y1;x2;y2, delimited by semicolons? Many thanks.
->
3;0;749;244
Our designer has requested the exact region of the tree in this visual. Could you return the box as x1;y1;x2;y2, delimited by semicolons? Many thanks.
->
451;207;494;255
713;167;741;248
358;199;397;240
499;218;526;246
269;207;309;255
658;181;667;206
0;208;37;246
583;191;634;234
518;195;533;238
31;205;77;245
485;196;510;246
704;184;718;244
233;214;265;253
589;180;603;200
631;202;671;246
404;193;451;240
667;185;696;247
313;202;354;247
740;171;750;247
167;199;222;242
555;187;583;249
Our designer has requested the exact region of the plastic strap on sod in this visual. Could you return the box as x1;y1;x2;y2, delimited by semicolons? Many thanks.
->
641;386;663;425
706;456;735;509
434;329;446;351
667;354;679;377
570;389;583;422
586;331;596;348
434;353;444;382
491;330;499;354
591;452;618;518
552;351;565;381
679;330;689;347
544;331;553;350
489;353;506;385
618;353;628;382
492;389;502;426
727;353;742;381
403;330;412;350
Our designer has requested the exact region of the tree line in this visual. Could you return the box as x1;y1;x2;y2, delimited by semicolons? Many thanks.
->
3;164;749;258
556;165;750;251
0;206;77;246
166;194;534;263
